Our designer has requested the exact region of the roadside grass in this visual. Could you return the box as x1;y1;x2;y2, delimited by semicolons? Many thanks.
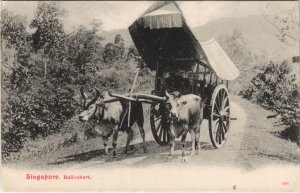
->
232;95;300;169
4;103;153;168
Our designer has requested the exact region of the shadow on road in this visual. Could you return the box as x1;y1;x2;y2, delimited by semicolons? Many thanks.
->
48;140;214;166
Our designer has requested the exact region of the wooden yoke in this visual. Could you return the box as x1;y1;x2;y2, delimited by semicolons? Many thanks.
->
108;93;166;103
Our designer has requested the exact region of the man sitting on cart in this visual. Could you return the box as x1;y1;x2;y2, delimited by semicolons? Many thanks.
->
163;71;192;95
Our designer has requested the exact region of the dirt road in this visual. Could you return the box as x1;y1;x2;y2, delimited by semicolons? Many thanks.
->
47;95;299;170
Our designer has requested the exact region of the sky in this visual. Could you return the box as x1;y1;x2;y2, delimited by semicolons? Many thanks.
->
1;1;298;32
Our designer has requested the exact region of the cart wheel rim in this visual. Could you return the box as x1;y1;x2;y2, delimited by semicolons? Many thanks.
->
209;84;230;148
150;103;170;145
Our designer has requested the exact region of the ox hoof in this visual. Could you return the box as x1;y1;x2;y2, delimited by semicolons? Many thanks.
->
190;151;195;157
129;145;135;150
124;149;134;155
181;156;188;162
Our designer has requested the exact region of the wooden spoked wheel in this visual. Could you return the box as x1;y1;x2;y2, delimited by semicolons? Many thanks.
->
209;85;230;148
150;103;170;145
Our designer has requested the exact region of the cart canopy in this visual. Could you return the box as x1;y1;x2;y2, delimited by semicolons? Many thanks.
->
200;39;239;80
129;1;239;81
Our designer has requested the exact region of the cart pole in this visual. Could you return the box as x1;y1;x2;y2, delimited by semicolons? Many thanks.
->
128;68;140;127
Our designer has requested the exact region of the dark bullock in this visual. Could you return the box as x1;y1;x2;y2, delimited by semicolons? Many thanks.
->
79;88;147;157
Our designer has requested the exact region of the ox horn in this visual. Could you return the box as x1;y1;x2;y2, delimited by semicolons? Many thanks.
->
86;87;100;108
80;87;87;108
165;90;170;98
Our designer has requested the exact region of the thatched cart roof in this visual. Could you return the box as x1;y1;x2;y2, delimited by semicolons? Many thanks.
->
129;1;239;80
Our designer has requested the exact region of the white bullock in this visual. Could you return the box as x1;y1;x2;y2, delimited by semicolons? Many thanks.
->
166;91;205;161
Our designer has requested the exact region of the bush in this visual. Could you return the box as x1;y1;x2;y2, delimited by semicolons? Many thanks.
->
240;61;300;145
1;78;81;160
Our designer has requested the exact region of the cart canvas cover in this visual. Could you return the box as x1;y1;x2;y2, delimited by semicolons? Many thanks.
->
129;1;239;80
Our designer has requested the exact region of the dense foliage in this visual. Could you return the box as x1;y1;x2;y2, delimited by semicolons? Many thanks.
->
1;3;153;161
240;61;300;144
66;21;104;75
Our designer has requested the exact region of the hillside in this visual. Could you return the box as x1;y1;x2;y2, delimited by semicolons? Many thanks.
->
102;15;299;61
193;15;298;60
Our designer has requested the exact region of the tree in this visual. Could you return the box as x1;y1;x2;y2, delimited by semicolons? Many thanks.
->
218;29;253;67
218;29;267;93
30;2;66;78
1;9;30;68
1;9;28;50
127;45;145;68
114;34;125;58
261;3;299;46
114;34;124;45
103;34;125;63
1;9;31;93
66;20;104;75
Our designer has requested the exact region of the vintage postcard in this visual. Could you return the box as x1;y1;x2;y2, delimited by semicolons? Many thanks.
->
1;0;299;192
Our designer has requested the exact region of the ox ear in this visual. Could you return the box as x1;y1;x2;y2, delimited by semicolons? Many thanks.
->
181;100;187;105
173;91;180;98
95;99;104;107
99;91;104;99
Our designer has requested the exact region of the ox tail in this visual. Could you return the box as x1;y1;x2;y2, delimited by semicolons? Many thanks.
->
201;97;208;109
135;102;144;128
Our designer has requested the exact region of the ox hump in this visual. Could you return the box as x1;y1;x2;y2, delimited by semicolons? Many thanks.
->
179;94;201;105
103;101;123;123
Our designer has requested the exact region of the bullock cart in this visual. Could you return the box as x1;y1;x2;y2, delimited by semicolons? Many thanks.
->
104;2;240;149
